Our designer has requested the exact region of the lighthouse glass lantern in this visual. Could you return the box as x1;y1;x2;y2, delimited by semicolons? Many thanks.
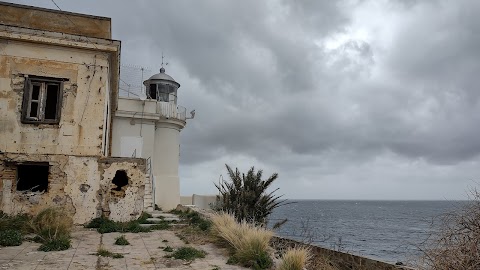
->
143;67;180;104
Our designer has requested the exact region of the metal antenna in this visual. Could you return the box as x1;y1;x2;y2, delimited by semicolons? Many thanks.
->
161;52;169;68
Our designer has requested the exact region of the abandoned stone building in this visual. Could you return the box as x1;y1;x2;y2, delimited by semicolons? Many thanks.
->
0;2;190;223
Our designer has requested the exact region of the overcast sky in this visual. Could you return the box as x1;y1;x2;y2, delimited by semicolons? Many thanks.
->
10;0;480;200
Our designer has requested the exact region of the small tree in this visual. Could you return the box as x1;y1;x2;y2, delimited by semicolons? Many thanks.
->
214;164;286;225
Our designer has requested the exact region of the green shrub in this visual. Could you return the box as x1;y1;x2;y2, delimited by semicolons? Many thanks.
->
114;235;130;245
84;217;108;228
214;164;286;226
168;246;206;260
123;221;150;233
38;236;71;251
85;213;167;234
0;229;23;246
198;219;212;231
0;212;32;234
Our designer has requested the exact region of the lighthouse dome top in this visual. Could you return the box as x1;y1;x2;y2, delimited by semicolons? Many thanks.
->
144;67;180;88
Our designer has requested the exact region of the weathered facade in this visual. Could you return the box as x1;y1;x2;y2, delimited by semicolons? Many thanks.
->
0;2;146;223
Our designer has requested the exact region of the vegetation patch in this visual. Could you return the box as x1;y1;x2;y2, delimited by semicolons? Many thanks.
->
85;212;169;233
214;164;287;226
278;247;311;270
211;213;273;269
96;247;124;259
38;236;71;252
30;208;73;252
163;246;173;252
0;211;32;233
114;235;130;245
0;229;23;246
0;211;33;247
166;246;206;261
420;189;480;269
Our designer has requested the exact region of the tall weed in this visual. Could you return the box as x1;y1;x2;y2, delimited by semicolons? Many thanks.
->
30;208;73;251
211;213;273;269
278;247;311;270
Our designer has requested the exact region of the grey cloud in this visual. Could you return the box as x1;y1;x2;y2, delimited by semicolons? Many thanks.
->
8;0;480;199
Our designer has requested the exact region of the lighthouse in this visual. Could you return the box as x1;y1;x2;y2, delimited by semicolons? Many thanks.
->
112;65;191;211
143;67;187;210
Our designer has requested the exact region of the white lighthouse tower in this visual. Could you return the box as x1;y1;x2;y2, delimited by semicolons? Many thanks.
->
143;67;186;210
111;65;191;211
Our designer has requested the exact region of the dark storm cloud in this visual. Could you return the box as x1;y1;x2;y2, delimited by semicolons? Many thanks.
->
8;0;480;198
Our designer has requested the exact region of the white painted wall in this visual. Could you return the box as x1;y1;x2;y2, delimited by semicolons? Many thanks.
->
153;122;181;210
112;97;186;211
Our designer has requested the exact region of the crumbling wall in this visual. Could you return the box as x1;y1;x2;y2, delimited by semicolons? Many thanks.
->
0;154;146;224
0;153;75;216
0;40;110;156
98;158;146;222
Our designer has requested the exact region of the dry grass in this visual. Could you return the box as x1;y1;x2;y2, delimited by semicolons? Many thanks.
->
211;213;274;269
278;246;311;270
30;207;73;245
419;189;480;270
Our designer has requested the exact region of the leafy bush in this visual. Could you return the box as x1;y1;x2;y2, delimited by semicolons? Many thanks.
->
168;246;206;260
114;235;130;245
0;229;23;246
215;164;286;225
278;247;311;270
211;213;273;269
38;236;71;251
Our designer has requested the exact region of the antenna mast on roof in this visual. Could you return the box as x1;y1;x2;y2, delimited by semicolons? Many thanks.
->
161;51;169;68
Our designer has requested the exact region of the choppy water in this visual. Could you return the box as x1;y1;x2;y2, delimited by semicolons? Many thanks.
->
269;200;466;264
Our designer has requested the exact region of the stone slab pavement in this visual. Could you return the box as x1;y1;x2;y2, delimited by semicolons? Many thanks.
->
0;227;248;270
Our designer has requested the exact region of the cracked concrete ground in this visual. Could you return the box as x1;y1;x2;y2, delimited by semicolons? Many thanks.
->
0;227;248;270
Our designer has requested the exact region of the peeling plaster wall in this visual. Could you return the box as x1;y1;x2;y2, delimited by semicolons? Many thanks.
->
99;159;145;222
0;7;142;223
0;40;110;156
0;154;146;224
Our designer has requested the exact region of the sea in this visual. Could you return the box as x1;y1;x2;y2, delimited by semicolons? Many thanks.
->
269;200;467;264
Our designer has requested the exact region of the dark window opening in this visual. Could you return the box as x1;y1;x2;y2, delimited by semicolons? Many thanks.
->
148;84;157;99
45;84;60;120
111;170;128;191
22;76;64;124
16;164;49;192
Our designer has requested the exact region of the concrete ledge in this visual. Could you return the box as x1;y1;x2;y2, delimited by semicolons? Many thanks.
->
271;236;407;270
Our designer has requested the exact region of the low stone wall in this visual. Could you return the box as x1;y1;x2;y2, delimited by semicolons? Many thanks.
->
272;236;407;270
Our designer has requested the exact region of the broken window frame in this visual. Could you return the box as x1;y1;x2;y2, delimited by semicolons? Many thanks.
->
21;76;65;124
